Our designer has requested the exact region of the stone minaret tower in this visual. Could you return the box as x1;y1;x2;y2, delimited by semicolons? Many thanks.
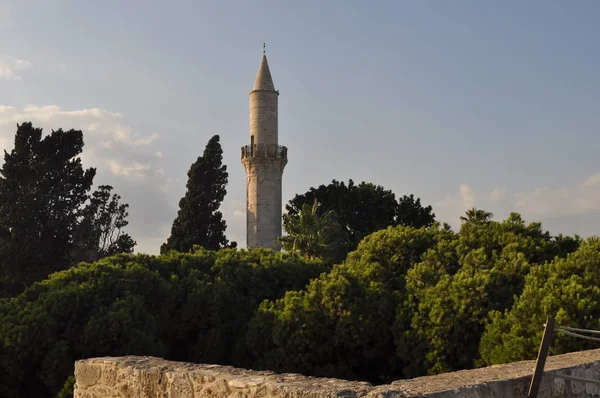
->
241;51;288;250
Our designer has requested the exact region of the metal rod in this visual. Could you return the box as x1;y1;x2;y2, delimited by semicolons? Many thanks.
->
556;325;600;335
528;317;555;398
555;327;600;342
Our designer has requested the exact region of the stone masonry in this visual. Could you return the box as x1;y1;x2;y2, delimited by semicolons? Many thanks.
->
241;53;287;251
74;349;600;397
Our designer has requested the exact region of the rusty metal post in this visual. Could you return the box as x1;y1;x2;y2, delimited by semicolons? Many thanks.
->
528;317;555;398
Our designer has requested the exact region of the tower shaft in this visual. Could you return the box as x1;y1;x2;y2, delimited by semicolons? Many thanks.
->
241;54;287;250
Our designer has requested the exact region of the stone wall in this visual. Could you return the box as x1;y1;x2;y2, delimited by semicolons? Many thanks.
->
74;349;600;398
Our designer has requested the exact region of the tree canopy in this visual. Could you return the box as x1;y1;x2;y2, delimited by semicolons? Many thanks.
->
72;184;136;263
479;237;600;366
0;122;595;398
0;123;96;296
247;224;447;383
459;207;494;224
284;179;435;262
403;211;578;375
0;208;592;397
161;135;235;254
0;122;136;298
246;210;582;383
0;248;326;397
280;199;343;261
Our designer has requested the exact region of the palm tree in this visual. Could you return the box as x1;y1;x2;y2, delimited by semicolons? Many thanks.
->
459;207;493;224
280;199;342;261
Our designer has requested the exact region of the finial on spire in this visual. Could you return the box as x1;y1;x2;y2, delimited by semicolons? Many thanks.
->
263;42;266;55
252;48;275;91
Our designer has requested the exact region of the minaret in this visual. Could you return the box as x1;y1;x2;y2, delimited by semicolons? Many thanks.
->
241;49;288;250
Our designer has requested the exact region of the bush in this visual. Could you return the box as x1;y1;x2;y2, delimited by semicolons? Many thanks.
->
245;214;581;383
480;237;600;365
0;248;327;397
0;212;584;397
246;225;444;383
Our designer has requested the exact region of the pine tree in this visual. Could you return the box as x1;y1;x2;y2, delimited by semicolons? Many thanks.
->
160;135;235;254
0;122;96;296
72;184;136;263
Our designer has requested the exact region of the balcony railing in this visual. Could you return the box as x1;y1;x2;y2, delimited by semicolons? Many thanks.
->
241;144;288;160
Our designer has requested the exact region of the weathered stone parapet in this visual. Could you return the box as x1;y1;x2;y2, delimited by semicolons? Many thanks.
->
74;356;372;398
74;349;600;398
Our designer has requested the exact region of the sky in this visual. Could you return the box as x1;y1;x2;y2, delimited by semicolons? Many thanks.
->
0;0;599;254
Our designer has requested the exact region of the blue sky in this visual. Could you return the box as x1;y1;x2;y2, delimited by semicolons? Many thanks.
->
1;1;599;253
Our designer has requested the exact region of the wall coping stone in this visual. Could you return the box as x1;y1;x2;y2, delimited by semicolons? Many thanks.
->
74;349;600;398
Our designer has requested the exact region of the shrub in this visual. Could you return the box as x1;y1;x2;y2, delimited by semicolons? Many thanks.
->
0;248;326;397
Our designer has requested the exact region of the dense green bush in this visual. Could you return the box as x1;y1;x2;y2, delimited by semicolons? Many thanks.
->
0;248;327;397
0;212;589;397
404;213;575;375
245;224;447;383
246;215;582;383
480;237;600;365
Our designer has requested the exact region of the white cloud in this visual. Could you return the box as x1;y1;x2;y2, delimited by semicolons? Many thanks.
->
0;104;159;178
513;179;600;217
436;184;478;224
219;200;246;247
233;209;244;217
0;56;33;80
459;184;475;209
14;59;32;69
2;105;121;124
108;160;151;178
489;186;507;202
84;123;99;132
226;200;245;219
112;125;159;146
0;104;174;254
436;172;600;231
582;173;600;187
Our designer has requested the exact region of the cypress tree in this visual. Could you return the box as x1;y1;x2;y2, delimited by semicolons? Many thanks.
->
161;135;235;253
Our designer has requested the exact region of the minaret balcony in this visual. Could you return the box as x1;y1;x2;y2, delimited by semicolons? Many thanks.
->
241;144;288;160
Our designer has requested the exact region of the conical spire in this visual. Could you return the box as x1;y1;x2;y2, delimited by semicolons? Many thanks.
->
252;55;276;92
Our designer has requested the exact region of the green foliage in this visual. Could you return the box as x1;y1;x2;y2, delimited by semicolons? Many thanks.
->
404;211;580;375
459;207;493;224
161;135;235;254
0;257;171;396
0;201;588;396
480;237;600;366
72;184;136;263
247;211;581;384
55;376;75;398
280;199;343;262
0;248;326;397
246;224;445;383
0;123;137;298
0;122;96;297
285;179;435;263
